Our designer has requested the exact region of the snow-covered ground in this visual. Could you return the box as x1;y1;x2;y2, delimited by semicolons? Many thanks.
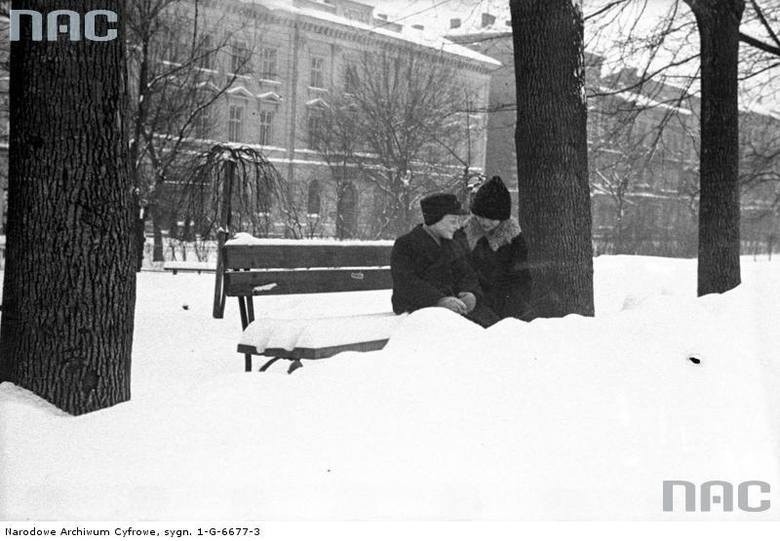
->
1;255;779;520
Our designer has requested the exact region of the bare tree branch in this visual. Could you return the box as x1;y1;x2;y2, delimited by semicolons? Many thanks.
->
739;31;780;56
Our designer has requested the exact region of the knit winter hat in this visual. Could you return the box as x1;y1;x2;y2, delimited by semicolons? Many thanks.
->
471;176;511;220
420;193;467;225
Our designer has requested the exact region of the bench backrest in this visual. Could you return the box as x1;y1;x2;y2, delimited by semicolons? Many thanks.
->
221;242;394;297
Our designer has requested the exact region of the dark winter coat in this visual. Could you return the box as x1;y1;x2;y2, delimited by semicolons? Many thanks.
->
455;217;534;320
391;225;499;327
391;224;482;313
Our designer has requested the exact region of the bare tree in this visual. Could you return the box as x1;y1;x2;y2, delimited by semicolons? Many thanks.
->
127;0;255;263
741;110;780;208
0;0;136;415
309;49;486;238
179;144;287;239
586;0;779;266
588;62;702;255
278;180;327;240
305;93;360;239
510;0;595;318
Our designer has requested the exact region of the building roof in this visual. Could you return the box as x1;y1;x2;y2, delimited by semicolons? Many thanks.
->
242;0;501;67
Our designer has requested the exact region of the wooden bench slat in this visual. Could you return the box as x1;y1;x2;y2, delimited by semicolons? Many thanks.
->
224;244;393;269
224;268;393;296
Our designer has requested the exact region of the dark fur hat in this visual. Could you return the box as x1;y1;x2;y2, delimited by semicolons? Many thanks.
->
471;176;511;221
420;193;467;225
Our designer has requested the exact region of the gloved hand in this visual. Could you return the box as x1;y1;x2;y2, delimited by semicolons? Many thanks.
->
457;292;477;313
436;296;467;314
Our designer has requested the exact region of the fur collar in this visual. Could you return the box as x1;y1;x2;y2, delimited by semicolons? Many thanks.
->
463;216;522;252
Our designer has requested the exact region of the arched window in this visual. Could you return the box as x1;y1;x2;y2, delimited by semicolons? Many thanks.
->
307;179;321;216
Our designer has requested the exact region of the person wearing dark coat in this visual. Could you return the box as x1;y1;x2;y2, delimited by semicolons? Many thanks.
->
391;193;500;328
455;176;534;321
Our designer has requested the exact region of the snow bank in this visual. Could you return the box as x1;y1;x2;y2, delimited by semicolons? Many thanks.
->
1;255;779;520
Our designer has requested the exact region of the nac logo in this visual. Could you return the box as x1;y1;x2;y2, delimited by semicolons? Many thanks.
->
9;9;119;42
663;480;771;512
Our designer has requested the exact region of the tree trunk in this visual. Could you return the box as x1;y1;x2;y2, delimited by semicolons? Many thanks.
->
684;0;744;296
0;0;136;415
510;0;594;317
128;29;151;272
151;204;165;262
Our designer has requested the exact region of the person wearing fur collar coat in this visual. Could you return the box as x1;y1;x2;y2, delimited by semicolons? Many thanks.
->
455;176;534;321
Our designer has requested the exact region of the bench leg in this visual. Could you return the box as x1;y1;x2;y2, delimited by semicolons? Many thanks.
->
246;296;255;323
259;357;280;372
244;354;252;372
238;297;249;330
288;359;303;374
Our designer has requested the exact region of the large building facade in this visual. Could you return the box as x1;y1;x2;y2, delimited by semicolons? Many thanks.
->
149;0;497;240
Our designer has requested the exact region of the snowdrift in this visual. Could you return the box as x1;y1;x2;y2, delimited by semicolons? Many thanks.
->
1;255;779;519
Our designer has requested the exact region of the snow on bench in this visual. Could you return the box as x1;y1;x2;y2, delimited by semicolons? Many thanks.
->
214;233;398;372
238;312;407;371
164;261;217;274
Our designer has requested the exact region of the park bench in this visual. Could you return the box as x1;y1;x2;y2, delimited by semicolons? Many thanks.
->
212;234;404;373
164;261;217;274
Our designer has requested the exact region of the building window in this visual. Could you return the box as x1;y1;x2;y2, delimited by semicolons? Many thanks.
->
307;112;323;149
652;204;663;226
672;132;683;156
307;180;321;216
260;47;278;79
194;107;211;139
665;168;681;191
228;104;244;142
231;41;249;75
344;65;359;94
344;8;369;24
163;35;180;63
310;56;325;88
198;34;214;70
641;167;653;187
259;110;273;146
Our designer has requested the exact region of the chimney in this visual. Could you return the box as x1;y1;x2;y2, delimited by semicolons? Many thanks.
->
450;18;461;29
505;19;512;27
481;13;496;28
412;24;424;31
